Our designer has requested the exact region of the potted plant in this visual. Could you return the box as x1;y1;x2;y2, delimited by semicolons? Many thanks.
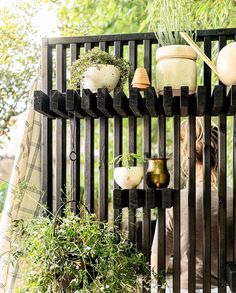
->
70;47;131;93
111;153;144;189
11;202;151;292
148;0;197;96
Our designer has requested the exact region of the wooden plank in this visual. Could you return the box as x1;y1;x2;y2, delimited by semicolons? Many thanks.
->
143;39;152;83
158;114;166;293
218;113;227;293
98;116;108;221
97;88;116;117
128;40;137;244
180;86;189;117
113;40;123;224
129;87;144;117
145;87;158;117
128;115;137;243
142;115;151;260
203;37;212;96
196;86;207;116
81;89;101;117
188;114;196;292
50;90;68;118
113;89;130;116
84;116;94;213
34;90;57;119
66;89;85;118
55;44;67;214
41;39;53;212
163;87;173;116
173;114;180;293
203;114;212;292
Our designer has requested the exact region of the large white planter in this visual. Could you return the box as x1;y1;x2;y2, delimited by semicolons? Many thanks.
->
82;64;120;93
156;45;197;96
114;166;143;189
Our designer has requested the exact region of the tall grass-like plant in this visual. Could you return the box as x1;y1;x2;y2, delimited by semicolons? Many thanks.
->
148;0;196;46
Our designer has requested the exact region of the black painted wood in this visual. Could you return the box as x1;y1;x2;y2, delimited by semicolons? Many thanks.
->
97;88;116;117
203;114;212;292
196;86;207;116
98;116;108;221
41;39;53;212
55;44;67;214
113;88;130;117
173;113;181;293
203;37;212;94
188;114;196;292
158;114;166;293
81;89;101;117
113;189;129;209
227;86;236;115
234;113;236;264
212;85;224;115
218;113;227;293
145;87;158;117
34;90;57;119
50;90;68;119
180;87;189;117
66;89;85;118
163;87;173;117
129;87;144;117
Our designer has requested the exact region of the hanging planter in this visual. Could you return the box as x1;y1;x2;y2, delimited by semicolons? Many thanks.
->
111;153;144;189
70;48;132;93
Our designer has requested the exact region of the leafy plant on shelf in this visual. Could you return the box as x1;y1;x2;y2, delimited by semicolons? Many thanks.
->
111;153;145;168
148;0;196;46
70;47;132;90
11;201;154;292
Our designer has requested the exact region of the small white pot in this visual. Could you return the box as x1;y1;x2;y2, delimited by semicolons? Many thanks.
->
82;64;120;93
114;166;143;189
156;45;197;96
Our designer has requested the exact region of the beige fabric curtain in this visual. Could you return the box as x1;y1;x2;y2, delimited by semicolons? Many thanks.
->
0;76;42;292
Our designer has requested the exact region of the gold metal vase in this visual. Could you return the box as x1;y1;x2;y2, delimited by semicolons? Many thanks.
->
146;158;170;188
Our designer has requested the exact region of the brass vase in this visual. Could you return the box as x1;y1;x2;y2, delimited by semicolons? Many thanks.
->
146;158;170;188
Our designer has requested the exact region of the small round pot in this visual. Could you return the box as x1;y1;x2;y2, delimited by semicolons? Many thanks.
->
82;64;120;93
114;166;143;189
156;45;197;96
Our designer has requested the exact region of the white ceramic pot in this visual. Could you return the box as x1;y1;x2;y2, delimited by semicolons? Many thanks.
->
114;166;143;189
217;42;236;85
82;64;120;93
156;45;197;96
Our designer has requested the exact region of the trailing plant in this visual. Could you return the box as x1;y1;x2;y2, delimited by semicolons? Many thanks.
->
70;47;132;90
148;0;196;46
11;201;155;293
110;153;145;168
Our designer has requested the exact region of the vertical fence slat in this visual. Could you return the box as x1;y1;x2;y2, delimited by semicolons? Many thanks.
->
55;44;67;213
113;41;123;223
42;39;53;212
84;42;95;213
234;113;236;264
218;36;227;293
70;44;80;213
158;114;166;292
173;114;180;293
142;115;151;259
188;115;196;293
142;39;152;262
98;42;109;221
203;114;212;293
218;113;227;293
203;37;212;92
128;41;137;243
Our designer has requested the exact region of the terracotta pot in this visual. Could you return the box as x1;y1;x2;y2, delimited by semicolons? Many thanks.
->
82;64;120;93
217;42;236;85
132;67;151;90
114;166;143;189
156;45;197;96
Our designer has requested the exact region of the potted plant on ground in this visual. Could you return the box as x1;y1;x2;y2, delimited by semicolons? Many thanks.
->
148;0;197;96
70;47;131;93
111;153;144;189
11;201;151;292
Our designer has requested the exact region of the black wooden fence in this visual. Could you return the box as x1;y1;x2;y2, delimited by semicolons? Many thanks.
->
34;28;236;292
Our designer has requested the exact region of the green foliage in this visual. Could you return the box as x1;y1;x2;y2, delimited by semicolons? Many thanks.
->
110;153;145;168
70;48;132;90
0;181;8;213
148;0;196;46
11;209;154;292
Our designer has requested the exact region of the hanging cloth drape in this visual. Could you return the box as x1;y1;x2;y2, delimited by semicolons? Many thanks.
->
0;75;42;292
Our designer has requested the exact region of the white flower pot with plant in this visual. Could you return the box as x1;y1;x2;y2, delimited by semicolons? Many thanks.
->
111;153;144;189
70;48;131;93
148;0;197;96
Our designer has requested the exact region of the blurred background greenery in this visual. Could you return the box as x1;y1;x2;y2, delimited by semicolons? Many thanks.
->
0;0;236;214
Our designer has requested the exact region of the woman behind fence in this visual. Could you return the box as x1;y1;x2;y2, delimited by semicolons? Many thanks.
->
151;118;233;292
